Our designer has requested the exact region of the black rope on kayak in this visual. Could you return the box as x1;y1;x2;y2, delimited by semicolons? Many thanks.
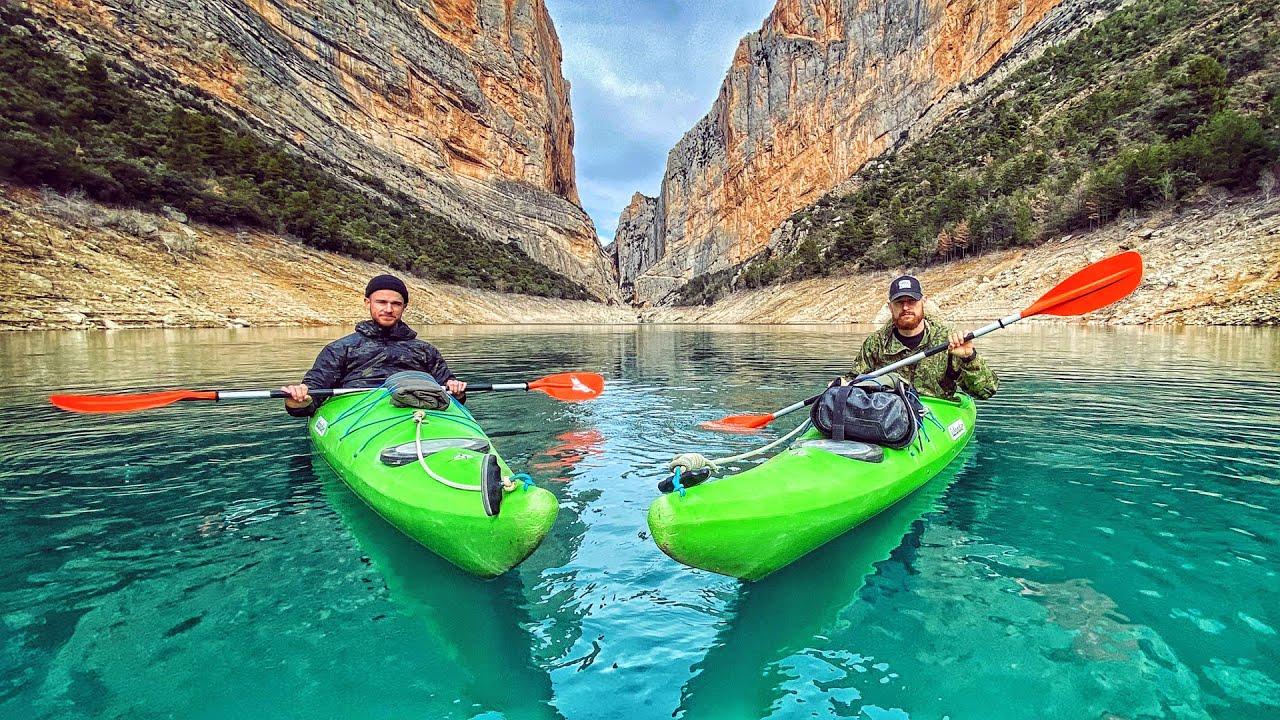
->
912;396;950;452
447;395;480;422
416;406;486;436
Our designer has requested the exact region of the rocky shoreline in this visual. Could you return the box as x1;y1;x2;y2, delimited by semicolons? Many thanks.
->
1;186;1276;331
0;186;634;331
644;194;1280;327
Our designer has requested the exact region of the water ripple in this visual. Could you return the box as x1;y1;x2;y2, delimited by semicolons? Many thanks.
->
1;324;1277;719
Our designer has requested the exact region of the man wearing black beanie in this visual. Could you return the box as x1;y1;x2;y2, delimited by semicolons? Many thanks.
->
280;274;466;416
363;273;410;304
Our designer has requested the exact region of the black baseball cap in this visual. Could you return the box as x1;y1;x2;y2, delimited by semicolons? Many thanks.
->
888;275;923;301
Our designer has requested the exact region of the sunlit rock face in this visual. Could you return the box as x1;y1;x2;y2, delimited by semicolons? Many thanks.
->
617;0;1120;305
32;0;618;300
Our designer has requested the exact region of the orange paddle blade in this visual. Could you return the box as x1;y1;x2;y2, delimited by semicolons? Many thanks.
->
1023;251;1143;318
526;372;605;401
50;390;218;414
700;413;776;432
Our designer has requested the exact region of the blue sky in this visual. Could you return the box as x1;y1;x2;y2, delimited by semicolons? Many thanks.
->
545;0;778;243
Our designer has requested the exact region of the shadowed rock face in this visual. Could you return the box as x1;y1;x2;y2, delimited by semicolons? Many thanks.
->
616;0;1121;305
614;192;660;300
30;0;618;301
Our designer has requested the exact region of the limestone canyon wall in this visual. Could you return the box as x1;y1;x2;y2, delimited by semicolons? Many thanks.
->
616;0;1124;305
30;0;618;300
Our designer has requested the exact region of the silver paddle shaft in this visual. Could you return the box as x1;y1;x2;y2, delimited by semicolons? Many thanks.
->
771;312;1022;420
218;388;374;401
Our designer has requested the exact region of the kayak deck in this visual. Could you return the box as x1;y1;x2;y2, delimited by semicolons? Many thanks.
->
648;395;976;580
310;391;557;578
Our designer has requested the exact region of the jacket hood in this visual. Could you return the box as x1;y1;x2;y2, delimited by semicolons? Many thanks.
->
356;319;418;341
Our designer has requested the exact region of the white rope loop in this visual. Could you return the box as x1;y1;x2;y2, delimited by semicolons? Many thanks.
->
412;411;516;492
667;420;813;477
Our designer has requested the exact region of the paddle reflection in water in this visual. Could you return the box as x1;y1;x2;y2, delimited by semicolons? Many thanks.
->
315;452;564;720
674;454;971;720
530;429;607;477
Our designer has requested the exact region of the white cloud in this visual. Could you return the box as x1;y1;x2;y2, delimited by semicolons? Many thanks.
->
571;45;669;101
545;0;778;235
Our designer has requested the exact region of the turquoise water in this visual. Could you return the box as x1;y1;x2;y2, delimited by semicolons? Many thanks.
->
1;324;1277;719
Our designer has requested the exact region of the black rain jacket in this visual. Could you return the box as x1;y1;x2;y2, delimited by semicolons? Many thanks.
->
286;320;457;417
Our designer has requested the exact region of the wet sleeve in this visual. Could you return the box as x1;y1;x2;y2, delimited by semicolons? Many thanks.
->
287;344;346;417
285;401;315;418
422;345;457;385
423;345;464;404
303;343;346;390
956;354;999;400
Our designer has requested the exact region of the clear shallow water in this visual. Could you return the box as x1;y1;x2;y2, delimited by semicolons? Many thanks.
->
1;324;1277;719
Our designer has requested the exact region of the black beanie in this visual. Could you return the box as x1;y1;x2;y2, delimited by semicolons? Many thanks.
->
364;274;409;303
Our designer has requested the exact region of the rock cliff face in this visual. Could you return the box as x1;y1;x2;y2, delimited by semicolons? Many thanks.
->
613;192;660;294
30;0;618;300
616;0;1124;305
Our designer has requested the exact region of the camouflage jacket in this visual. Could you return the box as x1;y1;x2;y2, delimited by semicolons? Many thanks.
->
286;320;457;417
846;315;999;401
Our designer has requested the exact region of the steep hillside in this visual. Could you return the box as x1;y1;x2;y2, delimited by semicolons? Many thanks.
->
17;0;617;299
0;185;635;330
615;0;1125;305
644;193;1280;326
673;0;1279;306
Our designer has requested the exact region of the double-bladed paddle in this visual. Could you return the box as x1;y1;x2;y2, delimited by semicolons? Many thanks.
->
49;372;606;414
702;251;1144;431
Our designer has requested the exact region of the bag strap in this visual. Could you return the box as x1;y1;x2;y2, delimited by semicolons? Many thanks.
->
893;379;922;445
830;385;855;442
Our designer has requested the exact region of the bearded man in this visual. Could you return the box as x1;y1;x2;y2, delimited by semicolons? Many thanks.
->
844;275;998;401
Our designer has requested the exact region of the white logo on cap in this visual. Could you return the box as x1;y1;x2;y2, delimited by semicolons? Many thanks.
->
899;280;912;289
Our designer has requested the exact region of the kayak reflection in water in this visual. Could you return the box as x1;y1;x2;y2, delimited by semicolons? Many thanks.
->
279;274;468;416
841;274;999;400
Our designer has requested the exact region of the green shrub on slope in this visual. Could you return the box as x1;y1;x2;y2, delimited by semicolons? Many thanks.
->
0;6;590;301
675;0;1279;305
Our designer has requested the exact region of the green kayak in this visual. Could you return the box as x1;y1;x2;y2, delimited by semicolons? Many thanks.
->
647;394;976;581
310;387;558;578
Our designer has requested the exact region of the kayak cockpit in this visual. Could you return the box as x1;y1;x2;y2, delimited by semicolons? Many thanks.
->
379;437;491;466
790;438;884;463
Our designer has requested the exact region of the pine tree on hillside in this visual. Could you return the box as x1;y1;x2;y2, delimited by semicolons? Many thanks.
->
952;220;971;259
935;227;954;260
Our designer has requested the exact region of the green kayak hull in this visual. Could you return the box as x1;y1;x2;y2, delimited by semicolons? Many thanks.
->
648;395;977;581
310;391;558;578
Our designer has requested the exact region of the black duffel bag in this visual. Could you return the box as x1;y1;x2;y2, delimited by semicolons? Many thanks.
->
809;375;921;449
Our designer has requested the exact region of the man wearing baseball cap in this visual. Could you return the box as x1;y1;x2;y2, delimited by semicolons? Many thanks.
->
840;274;998;400
280;274;466;416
